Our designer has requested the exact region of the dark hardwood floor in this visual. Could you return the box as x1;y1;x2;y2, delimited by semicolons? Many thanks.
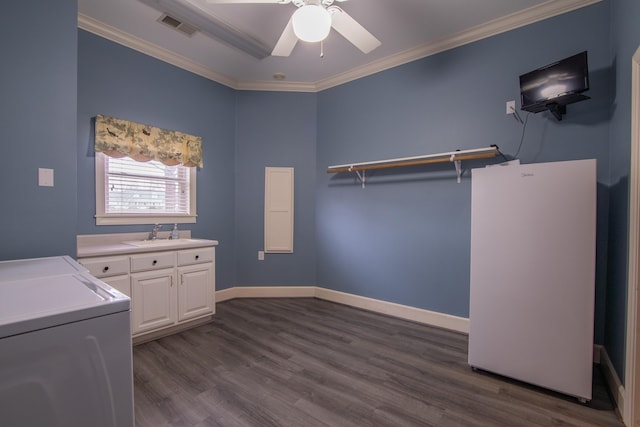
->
133;298;624;427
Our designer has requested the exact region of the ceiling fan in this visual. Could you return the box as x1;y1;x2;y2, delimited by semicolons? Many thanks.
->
206;0;381;57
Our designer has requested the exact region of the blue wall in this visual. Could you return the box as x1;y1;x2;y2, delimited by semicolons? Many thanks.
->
77;30;238;289
0;0;78;260
234;91;317;285
316;3;612;325
606;0;640;384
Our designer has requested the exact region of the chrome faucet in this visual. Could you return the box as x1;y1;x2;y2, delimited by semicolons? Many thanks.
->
150;224;162;240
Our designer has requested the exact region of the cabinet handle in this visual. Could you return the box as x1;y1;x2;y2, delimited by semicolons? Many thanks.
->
170;276;173;287
181;274;184;286
195;255;200;260
103;266;109;273
152;260;157;265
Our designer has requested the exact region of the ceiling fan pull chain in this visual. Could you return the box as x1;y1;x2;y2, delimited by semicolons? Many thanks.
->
320;40;324;58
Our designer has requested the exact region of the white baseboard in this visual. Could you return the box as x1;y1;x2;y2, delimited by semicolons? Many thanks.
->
216;286;315;302
233;286;317;298
215;285;469;334
314;287;469;334
599;345;625;419
593;344;601;364
215;287;237;303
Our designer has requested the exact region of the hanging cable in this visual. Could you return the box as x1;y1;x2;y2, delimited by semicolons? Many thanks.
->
510;105;524;124
514;112;531;159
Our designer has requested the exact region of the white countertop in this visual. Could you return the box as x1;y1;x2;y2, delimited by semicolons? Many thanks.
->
77;232;218;258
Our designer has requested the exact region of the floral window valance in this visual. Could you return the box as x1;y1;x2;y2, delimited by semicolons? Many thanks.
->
95;114;203;168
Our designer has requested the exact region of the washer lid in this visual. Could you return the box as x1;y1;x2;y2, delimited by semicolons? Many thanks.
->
0;256;87;282
0;272;130;339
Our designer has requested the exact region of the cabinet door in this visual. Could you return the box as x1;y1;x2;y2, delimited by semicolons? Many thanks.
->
131;269;177;335
178;263;213;322
101;274;131;297
265;167;294;253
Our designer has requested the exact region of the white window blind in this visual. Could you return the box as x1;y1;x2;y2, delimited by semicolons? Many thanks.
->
105;156;190;214
95;153;197;225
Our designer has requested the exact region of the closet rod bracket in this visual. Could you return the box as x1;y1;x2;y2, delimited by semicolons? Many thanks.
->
353;168;366;188
451;154;463;183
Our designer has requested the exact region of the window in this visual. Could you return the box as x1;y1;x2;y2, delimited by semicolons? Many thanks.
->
95;153;197;225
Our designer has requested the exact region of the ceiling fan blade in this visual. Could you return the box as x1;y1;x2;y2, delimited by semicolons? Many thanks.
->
206;0;289;4
271;17;298;57
330;7;381;54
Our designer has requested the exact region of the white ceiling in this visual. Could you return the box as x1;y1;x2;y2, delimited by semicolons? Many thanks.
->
78;0;599;92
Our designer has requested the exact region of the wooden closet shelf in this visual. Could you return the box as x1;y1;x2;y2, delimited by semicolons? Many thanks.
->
326;146;500;187
326;150;496;173
326;146;499;174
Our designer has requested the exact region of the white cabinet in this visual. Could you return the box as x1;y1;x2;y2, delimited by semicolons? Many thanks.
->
178;263;214;321
131;251;176;273
78;245;215;339
130;251;177;335
102;275;131;298
177;247;215;321
131;267;177;334
265;167;294;253
77;255;131;296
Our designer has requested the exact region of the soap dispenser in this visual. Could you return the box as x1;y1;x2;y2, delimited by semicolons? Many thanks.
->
171;224;179;240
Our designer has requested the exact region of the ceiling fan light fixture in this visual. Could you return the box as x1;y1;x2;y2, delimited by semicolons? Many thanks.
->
292;4;331;43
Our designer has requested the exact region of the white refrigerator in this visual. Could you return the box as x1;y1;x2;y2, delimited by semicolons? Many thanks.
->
468;159;597;401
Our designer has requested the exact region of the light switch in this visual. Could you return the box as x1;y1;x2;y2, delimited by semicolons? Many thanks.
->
258;251;265;261
38;168;54;187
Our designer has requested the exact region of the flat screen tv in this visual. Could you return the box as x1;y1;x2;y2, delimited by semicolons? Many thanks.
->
519;51;590;120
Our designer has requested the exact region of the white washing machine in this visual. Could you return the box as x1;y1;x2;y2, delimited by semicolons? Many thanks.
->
0;256;134;427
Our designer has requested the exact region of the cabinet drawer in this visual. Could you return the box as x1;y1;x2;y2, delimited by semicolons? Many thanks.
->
178;247;215;266
78;256;129;278
131;251;176;272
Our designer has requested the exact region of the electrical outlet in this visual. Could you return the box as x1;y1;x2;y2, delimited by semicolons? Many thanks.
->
506;100;516;114
258;251;264;261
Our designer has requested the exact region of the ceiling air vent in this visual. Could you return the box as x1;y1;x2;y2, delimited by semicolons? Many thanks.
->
158;14;198;37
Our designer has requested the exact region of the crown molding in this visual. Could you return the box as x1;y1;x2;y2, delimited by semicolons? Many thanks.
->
235;79;318;92
78;0;602;93
78;13;239;89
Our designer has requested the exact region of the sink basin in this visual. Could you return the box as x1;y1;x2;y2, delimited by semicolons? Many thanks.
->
123;238;199;247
